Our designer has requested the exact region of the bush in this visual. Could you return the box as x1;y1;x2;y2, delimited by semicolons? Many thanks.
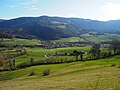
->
16;62;28;69
111;63;116;67
0;60;4;67
29;71;35;76
33;60;45;65
0;73;4;81
30;58;34;65
118;65;120;68
43;69;50;76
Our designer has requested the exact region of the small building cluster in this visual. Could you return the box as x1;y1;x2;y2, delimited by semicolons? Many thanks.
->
42;41;92;49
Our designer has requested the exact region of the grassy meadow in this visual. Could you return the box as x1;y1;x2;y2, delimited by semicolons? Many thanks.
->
0;35;120;90
52;37;85;42
11;46;90;65
81;33;120;43
0;38;41;46
0;55;120;90
52;33;120;43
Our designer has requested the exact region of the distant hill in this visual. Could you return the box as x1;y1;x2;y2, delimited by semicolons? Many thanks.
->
0;16;120;40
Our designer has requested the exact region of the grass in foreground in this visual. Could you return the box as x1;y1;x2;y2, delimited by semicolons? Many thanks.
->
0;55;120;90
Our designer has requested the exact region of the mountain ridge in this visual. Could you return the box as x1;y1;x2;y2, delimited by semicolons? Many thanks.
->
0;16;120;40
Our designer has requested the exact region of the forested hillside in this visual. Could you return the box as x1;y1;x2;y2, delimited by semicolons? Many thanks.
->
0;16;120;40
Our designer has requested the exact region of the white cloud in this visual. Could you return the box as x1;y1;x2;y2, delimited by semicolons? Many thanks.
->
100;2;120;21
6;5;17;8
31;0;38;4
6;0;39;11
64;14;77;18
23;0;39;10
30;6;39;10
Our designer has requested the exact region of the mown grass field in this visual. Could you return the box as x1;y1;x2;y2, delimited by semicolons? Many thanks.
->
81;33;120;43
15;46;90;65
0;55;120;90
52;33;120;43
0;46;109;66
0;38;41;46
1;34;120;45
52;37;85;42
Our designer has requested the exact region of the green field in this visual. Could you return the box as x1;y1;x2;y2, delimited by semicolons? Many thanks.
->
52;37;85;42
52;34;120;43
0;55;120;90
0;44;109;67
0;38;41;46
81;33;120;43
0;36;120;90
15;46;90;65
1;34;120;45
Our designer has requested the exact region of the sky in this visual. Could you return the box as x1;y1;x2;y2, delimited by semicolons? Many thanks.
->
1;0;120;21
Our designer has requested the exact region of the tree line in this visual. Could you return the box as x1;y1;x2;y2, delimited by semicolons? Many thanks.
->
89;40;120;60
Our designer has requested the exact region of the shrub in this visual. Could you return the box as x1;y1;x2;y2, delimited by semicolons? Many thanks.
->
43;69;50;76
33;60;45;65
0;73;4;81
118;65;120;68
16;62;28;69
111;63;116;67
29;71;35;76
30;58;34;65
0;60;4;67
